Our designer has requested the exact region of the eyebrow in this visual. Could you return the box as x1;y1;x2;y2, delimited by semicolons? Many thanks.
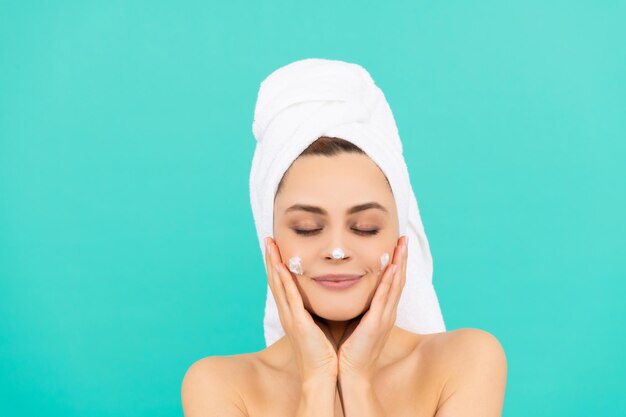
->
284;202;388;216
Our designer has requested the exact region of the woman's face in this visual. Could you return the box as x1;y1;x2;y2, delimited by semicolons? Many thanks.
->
273;152;399;321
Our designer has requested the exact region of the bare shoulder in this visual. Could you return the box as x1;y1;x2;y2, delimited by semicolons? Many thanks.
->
426;328;508;417
181;353;258;417
422;328;507;369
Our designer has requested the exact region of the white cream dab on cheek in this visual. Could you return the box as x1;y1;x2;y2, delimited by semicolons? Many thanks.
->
288;256;304;275
380;252;390;270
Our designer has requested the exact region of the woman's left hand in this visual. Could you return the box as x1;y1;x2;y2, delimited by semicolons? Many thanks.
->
336;235;408;381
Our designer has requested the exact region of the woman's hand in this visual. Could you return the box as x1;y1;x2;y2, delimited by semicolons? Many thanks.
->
264;237;339;382
336;235;409;381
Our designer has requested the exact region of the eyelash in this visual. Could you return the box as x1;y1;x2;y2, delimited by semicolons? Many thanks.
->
294;228;379;236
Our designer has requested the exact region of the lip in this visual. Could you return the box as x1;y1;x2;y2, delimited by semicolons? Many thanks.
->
312;274;364;290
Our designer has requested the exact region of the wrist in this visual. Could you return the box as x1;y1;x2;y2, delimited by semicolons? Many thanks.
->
300;375;337;404
339;369;372;385
301;374;337;390
297;375;337;417
339;374;375;399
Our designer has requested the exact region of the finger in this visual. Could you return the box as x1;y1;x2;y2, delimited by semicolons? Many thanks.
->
398;236;409;297
275;260;306;313
265;238;292;325
391;236;404;265
376;236;405;320
368;262;398;317
384;236;408;321
270;240;309;321
264;238;277;294
265;238;289;321
264;238;276;291
389;237;408;298
379;237;404;305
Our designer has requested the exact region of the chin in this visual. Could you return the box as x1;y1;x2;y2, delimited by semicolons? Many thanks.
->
307;302;369;322
301;279;376;321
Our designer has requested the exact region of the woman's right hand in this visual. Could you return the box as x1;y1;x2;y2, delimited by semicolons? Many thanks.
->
264;237;339;383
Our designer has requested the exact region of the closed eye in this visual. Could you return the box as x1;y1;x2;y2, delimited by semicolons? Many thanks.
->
294;228;379;236
293;228;322;236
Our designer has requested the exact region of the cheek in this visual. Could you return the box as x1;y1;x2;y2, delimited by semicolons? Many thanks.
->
287;255;304;275
379;252;390;269
353;241;392;273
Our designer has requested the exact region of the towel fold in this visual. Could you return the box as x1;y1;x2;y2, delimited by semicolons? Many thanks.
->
250;58;446;347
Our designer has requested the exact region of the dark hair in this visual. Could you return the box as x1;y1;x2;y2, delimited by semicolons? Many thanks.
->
275;136;389;197
299;136;366;158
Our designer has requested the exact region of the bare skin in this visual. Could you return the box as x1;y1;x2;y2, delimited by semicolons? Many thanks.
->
182;153;507;416
220;327;446;417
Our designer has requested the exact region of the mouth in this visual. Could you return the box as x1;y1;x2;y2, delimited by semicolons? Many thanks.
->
311;274;365;290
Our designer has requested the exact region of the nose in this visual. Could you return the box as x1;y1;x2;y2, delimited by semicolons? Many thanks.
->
330;247;346;260
324;246;350;261
323;230;351;261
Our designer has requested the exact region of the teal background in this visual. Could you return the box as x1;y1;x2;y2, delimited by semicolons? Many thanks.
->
1;1;624;416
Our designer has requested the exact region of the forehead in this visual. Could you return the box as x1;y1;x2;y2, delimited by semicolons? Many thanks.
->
275;153;395;212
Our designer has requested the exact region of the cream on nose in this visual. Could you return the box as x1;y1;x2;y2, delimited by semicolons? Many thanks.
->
331;247;345;259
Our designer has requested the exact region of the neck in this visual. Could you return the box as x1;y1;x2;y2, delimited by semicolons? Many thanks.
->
314;313;366;349
326;319;353;346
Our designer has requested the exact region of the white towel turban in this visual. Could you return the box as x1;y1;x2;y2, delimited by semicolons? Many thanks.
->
250;58;446;347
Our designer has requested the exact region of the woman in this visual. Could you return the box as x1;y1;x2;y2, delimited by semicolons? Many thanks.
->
182;59;507;417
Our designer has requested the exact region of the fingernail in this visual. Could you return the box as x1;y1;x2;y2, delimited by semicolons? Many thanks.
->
274;263;281;273
391;264;398;275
